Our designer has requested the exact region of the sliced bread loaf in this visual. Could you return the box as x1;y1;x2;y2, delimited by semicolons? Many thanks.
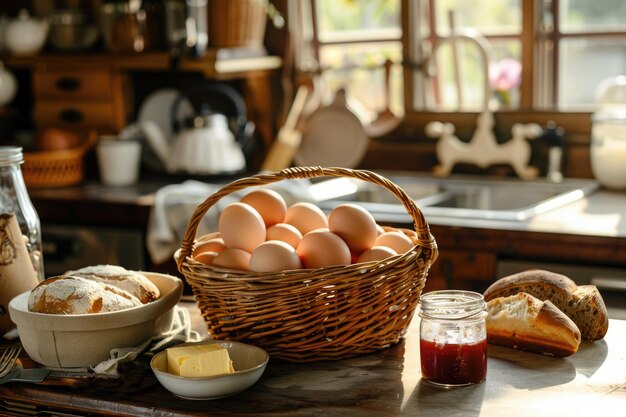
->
486;292;581;357
483;269;608;341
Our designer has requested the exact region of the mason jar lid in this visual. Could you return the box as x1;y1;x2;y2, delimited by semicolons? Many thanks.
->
0;147;24;166
419;290;487;321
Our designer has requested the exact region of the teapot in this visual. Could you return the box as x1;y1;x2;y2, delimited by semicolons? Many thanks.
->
143;82;254;175
4;9;49;55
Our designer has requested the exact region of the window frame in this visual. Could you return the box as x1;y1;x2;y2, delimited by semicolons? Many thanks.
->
294;0;617;178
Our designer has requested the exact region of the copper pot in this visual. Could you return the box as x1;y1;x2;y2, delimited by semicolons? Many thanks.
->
100;2;162;53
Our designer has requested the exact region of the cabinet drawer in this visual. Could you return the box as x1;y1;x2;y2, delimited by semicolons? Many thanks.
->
34;101;124;131
34;70;114;100
426;250;496;293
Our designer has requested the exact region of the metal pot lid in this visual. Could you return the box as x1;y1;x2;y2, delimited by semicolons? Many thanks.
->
50;9;86;25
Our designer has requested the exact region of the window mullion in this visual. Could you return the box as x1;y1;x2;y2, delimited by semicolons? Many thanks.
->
552;0;560;108
520;0;536;109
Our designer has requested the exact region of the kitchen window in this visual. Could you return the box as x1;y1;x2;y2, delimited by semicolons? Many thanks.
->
293;0;626;118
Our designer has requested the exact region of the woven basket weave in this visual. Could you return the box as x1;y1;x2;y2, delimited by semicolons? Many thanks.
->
176;166;438;362
23;131;97;189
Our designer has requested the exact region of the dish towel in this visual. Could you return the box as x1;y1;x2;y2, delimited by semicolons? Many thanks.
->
146;180;231;265
92;305;202;376
146;176;316;265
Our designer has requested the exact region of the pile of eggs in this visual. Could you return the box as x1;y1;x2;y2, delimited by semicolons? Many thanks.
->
192;189;415;273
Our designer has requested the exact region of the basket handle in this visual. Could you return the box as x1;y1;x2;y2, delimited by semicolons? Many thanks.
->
177;166;437;269
80;130;99;153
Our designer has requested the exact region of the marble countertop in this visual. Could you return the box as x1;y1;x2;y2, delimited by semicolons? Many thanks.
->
2;302;624;416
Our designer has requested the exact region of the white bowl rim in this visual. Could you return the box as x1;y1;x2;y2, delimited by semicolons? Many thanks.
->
8;272;183;330
150;340;269;380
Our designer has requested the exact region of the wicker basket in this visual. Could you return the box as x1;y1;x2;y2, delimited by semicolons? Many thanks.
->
23;131;97;189
176;166;438;362
208;0;268;49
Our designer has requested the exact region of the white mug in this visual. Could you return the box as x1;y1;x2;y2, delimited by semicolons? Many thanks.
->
96;137;142;187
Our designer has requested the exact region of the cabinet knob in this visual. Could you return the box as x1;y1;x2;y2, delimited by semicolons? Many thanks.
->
55;77;81;93
59;109;85;124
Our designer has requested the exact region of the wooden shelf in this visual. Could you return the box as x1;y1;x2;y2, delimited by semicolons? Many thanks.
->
3;49;281;150
2;52;282;79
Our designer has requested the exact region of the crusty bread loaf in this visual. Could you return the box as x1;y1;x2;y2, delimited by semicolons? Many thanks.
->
486;292;581;357
65;265;160;304
483;269;608;341
28;276;142;314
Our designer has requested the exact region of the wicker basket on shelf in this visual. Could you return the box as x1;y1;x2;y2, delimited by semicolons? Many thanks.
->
176;166;438;362
22;131;97;189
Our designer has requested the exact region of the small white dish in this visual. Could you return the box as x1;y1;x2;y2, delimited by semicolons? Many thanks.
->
151;340;269;400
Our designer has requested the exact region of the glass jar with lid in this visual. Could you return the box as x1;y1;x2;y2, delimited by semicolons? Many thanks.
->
590;106;626;190
0;147;44;280
590;75;626;190
418;290;488;386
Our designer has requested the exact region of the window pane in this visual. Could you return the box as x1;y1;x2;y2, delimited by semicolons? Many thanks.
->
559;37;626;109
560;0;626;33
319;42;403;120
319;42;401;70
428;40;491;111
316;0;401;42
434;0;521;36
424;38;521;111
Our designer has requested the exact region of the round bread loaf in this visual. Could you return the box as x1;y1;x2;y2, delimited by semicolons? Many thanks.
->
65;265;160;304
483;269;608;341
28;276;142;314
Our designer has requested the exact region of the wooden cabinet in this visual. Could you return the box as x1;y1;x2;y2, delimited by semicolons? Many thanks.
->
5;53;281;150
32;68;130;133
425;250;496;293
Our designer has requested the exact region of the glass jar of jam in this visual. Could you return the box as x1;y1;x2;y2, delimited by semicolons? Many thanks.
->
418;290;487;387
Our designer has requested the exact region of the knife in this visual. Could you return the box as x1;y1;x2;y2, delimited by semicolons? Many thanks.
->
0;368;50;384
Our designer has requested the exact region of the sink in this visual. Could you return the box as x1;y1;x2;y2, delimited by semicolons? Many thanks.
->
309;173;599;221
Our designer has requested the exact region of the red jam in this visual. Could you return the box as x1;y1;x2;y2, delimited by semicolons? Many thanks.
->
420;338;487;385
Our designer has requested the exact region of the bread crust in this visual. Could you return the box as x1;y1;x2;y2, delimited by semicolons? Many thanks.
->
486;292;581;357
484;269;577;301
28;276;142;314
65;265;160;304
483;269;608;341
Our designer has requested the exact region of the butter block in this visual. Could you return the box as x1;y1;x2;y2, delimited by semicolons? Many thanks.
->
166;344;235;377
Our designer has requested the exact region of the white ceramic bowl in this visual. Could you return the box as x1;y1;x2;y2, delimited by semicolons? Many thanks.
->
151;340;269;400
8;272;183;368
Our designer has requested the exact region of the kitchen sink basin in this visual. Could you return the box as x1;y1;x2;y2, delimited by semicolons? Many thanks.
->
309;173;599;221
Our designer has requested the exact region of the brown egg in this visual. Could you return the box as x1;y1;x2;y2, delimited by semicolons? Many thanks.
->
218;202;266;253
250;240;302;272
212;248;251;270
284;202;329;235
240;189;287;227
376;224;386;236
194;251;219;265
192;237;227;258
356;246;397;263
374;231;414;254
328;204;377;254
266;223;302;249
296;230;351;269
